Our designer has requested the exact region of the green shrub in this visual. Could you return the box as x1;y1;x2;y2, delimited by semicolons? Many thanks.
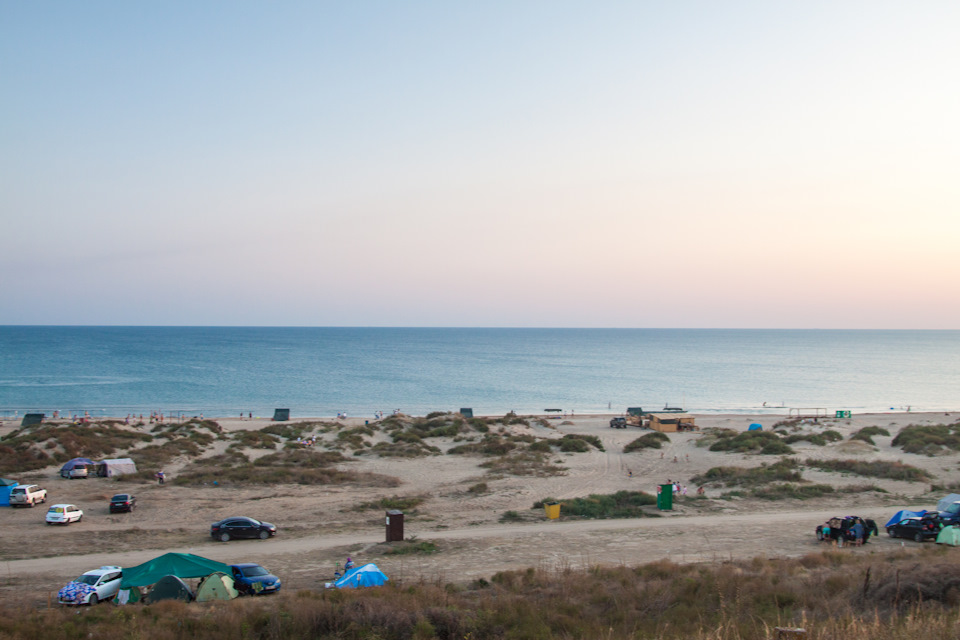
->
533;491;656;519
750;483;835;500
804;458;931;481
850;426;891;445
691;458;802;487
708;430;794;455
624;432;670;452
892;423;960;455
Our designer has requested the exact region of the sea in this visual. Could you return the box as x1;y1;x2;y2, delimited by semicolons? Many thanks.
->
0;327;957;419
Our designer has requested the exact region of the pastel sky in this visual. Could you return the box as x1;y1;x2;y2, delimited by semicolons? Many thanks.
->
2;2;958;328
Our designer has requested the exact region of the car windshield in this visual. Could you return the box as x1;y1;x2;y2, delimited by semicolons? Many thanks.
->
75;575;99;585
240;566;269;577
112;495;129;501
11;488;24;494
49;507;64;514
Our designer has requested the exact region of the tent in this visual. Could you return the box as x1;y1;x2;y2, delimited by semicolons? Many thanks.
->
333;563;389;589
748;423;763;431
937;526;960;546
0;478;18;507
885;509;927;529
120;553;232;589
195;572;239;602
113;586;141;605
937;494;960;513
96;458;138;477
60;457;94;477
144;575;194;604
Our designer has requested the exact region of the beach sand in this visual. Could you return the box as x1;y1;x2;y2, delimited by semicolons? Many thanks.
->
1;410;956;606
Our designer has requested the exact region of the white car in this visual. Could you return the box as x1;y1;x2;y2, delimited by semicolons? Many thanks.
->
46;504;83;525
57;566;123;605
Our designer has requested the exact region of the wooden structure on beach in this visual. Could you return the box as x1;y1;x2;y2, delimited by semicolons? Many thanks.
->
648;413;697;433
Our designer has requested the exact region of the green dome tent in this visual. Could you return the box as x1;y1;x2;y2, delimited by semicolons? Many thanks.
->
196;571;239;602
936;525;960;546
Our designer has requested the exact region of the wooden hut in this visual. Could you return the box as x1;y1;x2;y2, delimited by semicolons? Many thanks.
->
648;413;697;433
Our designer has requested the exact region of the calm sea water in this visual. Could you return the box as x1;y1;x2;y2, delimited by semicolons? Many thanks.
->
0;327;957;418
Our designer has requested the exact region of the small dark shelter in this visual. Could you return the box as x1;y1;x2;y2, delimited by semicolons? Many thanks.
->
21;413;44;427
272;409;290;422
459;408;473;418
144;575;194;604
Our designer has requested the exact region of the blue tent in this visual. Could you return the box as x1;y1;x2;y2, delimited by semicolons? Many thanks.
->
60;457;94;476
0;478;18;507
885;509;927;529
748;423;762;431
333;563;389;589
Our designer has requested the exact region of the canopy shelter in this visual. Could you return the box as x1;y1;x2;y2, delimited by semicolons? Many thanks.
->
0;478;18;507
748;423;763;431
333;563;389;589
885;509;927;529
120;553;232;589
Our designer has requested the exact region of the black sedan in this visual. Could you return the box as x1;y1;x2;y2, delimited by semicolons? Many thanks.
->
886;516;940;542
211;517;278;542
109;494;136;513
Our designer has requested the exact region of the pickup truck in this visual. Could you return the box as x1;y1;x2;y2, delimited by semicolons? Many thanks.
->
9;484;48;507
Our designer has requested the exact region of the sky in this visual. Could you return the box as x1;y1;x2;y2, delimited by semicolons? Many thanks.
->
1;2;958;328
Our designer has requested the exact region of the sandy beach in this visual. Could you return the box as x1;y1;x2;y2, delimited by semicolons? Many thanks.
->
1;410;957;607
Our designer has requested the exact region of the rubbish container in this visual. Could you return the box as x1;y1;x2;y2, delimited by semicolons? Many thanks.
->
386;509;404;542
544;502;561;519
657;484;673;511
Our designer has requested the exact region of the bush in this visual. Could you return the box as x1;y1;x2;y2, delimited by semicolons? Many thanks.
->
708;430;795;455
534;491;656;519
624;432;670;452
850;426;891;445
691;458;803;487
804;458;931;481
750;483;835;500
892;423;960;455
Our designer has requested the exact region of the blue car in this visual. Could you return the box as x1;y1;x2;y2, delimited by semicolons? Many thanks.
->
230;563;281;595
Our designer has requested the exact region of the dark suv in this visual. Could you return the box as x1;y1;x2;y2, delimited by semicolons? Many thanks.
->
610;417;627;429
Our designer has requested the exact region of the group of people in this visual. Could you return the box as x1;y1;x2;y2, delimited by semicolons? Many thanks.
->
296;436;318;447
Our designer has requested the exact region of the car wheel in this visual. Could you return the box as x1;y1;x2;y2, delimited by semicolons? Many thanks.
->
77;515;82;523
914;532;924;543
259;530;269;540
88;594;98;606
220;532;230;542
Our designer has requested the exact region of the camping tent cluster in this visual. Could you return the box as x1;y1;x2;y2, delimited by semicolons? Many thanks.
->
59;457;137;478
885;495;960;547
112;553;389;605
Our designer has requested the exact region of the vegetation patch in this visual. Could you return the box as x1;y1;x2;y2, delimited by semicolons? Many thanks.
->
533;491;656;519
747;482;836;500
850;426;891;445
382;540;438;555
481;450;566;477
691;458;803;487
230;430;280;449
0;423;153;474
624;431;670;452
350;495;427;512
448;434;519;457
708;430;794;455
558;433;604;452
782;431;843;446
804;458;931;482
892;422;960;455
368;440;441;458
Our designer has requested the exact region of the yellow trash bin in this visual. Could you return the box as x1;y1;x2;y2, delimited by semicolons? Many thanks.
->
544;502;561;519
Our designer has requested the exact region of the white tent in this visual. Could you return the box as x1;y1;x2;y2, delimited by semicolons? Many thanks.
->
98;458;138;477
937;494;960;513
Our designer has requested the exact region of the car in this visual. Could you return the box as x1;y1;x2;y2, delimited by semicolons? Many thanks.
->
57;566;123;605
816;516;879;544
938;501;960;526
211;516;277;542
9;484;47;507
886;515;941;542
60;466;88;479
46;503;83;525
109;494;136;513
230;563;281;595
609;417;627;429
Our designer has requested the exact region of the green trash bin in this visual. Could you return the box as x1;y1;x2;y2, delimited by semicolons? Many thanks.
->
657;484;673;511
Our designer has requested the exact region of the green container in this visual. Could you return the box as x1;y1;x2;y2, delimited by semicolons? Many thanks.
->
835;410;852;419
657;484;673;510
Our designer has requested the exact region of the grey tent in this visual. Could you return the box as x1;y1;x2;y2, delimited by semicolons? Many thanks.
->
937;494;960;512
96;458;138;477
21;413;44;426
273;409;290;421
144;575;194;604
